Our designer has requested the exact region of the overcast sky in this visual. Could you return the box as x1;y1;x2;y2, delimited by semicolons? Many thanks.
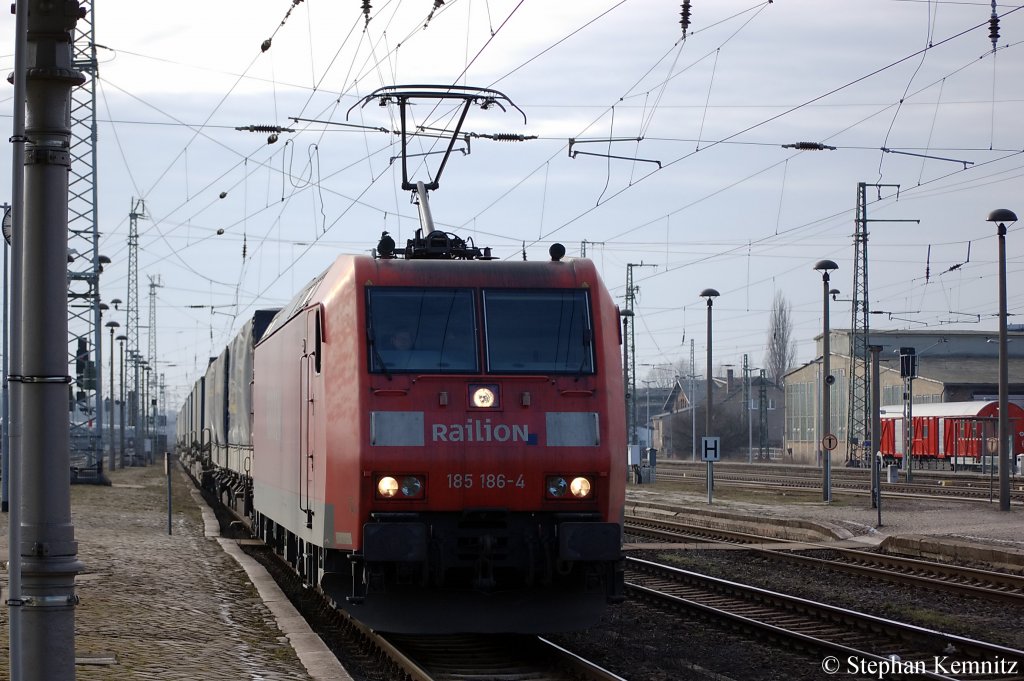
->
3;0;1023;405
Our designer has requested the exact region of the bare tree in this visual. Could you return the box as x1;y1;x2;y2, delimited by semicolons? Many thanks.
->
765;290;795;386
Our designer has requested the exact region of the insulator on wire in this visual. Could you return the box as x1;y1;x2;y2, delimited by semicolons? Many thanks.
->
485;133;534;142
237;124;293;133
261;38;272;52
989;0;1000;51
362;0;372;25
782;141;837;151
679;0;692;35
425;0;444;28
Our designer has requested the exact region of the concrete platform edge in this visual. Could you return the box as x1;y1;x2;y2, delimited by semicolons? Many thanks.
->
187;486;353;680
881;534;1024;572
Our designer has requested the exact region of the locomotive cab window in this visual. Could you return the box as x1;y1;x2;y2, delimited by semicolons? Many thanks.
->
367;288;478;373
483;289;595;374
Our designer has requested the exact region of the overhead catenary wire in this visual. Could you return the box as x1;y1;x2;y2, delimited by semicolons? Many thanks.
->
78;1;1024;390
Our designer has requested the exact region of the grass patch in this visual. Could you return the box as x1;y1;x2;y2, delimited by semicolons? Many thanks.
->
887;607;961;631
653;552;702;568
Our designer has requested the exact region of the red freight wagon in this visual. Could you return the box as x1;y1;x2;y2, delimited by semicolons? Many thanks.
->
878;400;1024;468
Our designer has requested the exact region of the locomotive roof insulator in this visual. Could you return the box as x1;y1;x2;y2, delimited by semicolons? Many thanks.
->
376;231;396;259
373;227;494;261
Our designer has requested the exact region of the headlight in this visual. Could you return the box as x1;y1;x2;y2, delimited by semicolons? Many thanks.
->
569;476;592;498
376;474;425;499
546;476;568;498
469;383;500;408
546;475;593;499
377;476;399;498
400;475;423;497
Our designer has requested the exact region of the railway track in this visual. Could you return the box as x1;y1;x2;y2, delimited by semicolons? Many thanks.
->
626;557;1024;680
200;473;624;681
625;514;777;545
652;464;1024;502
624;514;1024;605
376;631;627;681
265;556;627;681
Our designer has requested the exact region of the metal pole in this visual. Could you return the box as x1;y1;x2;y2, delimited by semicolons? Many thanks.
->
165;451;172;535
869;345;882;510
621;313;631;446
7;1;28;676
118;337;125;467
907;376;914;483
2;203;10;513
875;452;883;527
705;299;713;438
133;353;141;460
822;273;832;502
690;339;696;462
16;3;86;678
143;366;149;462
107;324;116;470
997;221;1010;511
700;289;718;496
746;357;752;464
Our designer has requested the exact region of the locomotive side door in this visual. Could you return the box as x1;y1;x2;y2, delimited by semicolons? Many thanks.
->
298;308;320;529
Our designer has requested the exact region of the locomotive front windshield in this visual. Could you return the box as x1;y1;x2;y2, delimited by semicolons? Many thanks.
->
366;287;595;375
367;288;478;373
483;289;594;374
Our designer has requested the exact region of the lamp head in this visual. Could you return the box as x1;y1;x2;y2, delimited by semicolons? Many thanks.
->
813;259;839;273
699;288;720;305
987;208;1017;224
116;334;127;342
105;320;120;329
2;204;11;246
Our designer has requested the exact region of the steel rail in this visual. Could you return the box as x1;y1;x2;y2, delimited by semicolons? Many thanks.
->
625;514;1024;604
626;557;1024;680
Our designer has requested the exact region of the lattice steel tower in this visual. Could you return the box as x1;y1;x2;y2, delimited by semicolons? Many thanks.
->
68;1;102;470
127;199;146;445
147;274;163;445
624;262;655;444
846;183;871;463
847;182;911;462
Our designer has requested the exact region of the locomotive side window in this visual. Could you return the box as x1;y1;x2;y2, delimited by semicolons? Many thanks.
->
483;289;595;374
366;288;478;373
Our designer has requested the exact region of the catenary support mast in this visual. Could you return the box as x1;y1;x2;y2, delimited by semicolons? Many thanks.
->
14;2;87;678
127;199;145;458
68;0;102;475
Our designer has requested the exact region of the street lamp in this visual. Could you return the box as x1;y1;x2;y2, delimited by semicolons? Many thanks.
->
641;379;654;452
700;288;719;501
987;208;1016;512
620;309;635;447
814;259;839;503
105;321;120;471
699;289;719;439
143;363;152;463
2;203;11;512
117;335;127;467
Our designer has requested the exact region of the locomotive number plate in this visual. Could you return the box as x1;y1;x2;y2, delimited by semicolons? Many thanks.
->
447;473;526;490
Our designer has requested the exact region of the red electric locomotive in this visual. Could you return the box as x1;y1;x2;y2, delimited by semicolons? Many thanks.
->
180;229;626;633
878;400;1024;469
